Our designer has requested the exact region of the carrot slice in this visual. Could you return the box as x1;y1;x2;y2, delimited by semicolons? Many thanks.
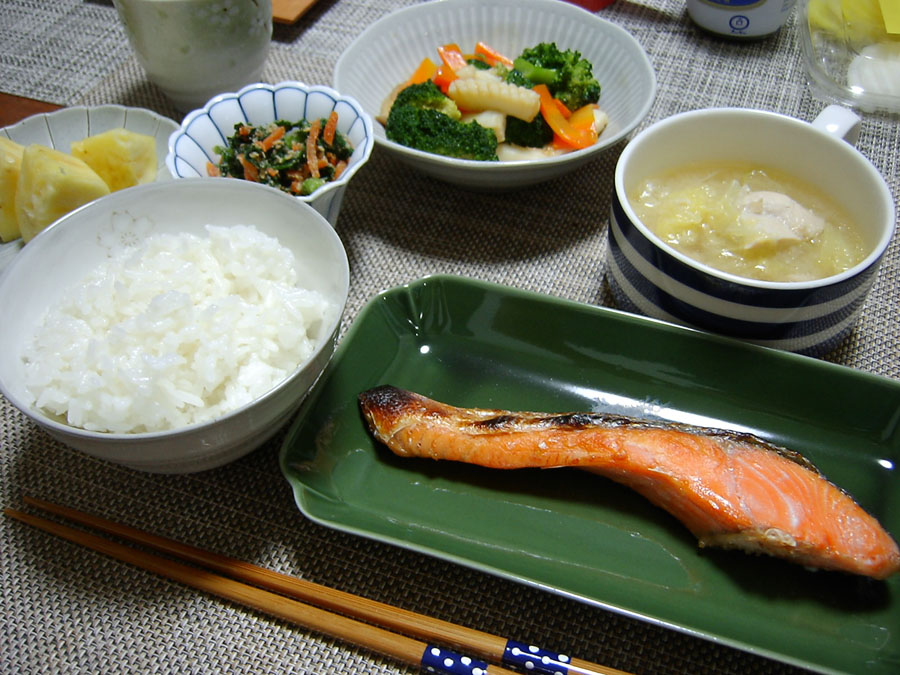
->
306;119;321;179
206;162;221;177
433;65;458;94
533;84;596;150
474;41;514;68
437;43;468;71
323;111;338;145
256;125;285;152
552;98;572;119
237;154;259;182
568;103;599;132
405;57;438;86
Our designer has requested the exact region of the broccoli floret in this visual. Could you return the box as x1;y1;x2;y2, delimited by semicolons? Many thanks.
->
385;81;498;161
392;81;461;120
504;115;553;148
386;106;498;161
506;42;601;111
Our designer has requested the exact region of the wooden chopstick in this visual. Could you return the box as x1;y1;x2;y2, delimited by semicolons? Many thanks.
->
10;496;633;675
5;503;520;675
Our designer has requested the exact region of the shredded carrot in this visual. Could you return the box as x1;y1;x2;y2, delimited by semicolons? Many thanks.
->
238;125;253;138
306;119;321;179
323;111;338;145
286;168;307;182
257;125;285;152
237;153;259;182
474;41;514;68
206;162;221;177
333;160;347;179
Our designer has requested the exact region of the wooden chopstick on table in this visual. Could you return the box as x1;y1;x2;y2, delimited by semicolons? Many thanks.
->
5;500;515;675
6;497;632;675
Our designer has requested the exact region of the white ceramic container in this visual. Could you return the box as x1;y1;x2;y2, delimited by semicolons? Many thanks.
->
333;0;656;191
0;105;178;274
112;0;273;111
0;179;349;473
166;81;374;227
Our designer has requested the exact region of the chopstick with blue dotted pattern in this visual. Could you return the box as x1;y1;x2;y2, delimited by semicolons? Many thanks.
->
8;496;632;675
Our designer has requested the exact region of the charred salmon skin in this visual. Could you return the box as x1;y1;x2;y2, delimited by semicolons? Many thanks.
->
358;385;900;579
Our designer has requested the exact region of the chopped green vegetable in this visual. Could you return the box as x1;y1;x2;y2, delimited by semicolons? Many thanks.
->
504;114;554;148
506;42;601;111
211;118;353;195
392;80;462;120
385;81;499;161
511;57;557;85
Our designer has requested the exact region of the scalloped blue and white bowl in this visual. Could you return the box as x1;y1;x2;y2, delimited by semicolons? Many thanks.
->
166;82;374;226
333;0;655;191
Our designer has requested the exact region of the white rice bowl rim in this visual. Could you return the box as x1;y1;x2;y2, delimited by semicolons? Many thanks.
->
0;180;349;444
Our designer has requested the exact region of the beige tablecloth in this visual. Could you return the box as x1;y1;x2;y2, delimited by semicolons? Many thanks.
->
1;1;898;674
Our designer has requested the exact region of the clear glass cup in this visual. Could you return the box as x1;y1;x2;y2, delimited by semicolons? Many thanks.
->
112;0;273;111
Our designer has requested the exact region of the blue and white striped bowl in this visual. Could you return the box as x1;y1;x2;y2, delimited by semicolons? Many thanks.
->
166;81;374;226
607;108;895;356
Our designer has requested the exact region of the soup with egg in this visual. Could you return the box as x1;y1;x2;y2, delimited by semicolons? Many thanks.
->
629;161;867;282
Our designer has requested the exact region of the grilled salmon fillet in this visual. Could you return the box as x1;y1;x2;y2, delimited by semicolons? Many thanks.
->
359;385;900;579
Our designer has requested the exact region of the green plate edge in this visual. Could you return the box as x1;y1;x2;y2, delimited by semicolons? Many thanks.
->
280;274;900;675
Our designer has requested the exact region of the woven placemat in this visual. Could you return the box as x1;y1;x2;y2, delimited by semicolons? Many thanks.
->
2;1;898;674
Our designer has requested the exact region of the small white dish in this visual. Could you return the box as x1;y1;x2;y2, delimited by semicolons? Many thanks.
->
166;81;375;227
333;0;656;190
0;105;178;274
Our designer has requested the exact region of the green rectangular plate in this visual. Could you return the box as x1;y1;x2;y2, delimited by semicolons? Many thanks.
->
280;275;900;675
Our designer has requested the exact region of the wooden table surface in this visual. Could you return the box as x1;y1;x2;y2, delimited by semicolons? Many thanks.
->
1;92;61;127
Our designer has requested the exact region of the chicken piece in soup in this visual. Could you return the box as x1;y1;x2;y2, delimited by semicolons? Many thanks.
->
629;161;867;282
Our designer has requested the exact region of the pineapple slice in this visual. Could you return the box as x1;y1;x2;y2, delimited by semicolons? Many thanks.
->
0;137;25;242
70;128;157;192
15;144;110;242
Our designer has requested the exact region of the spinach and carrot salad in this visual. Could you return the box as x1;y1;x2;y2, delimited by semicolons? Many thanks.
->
378;41;606;162
207;111;353;196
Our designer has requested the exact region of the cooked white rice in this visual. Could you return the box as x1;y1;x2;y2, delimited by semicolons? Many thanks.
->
22;224;332;434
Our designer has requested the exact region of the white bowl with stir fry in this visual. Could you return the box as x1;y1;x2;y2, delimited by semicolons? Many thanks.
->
607;106;895;356
166;81;374;226
333;0;655;190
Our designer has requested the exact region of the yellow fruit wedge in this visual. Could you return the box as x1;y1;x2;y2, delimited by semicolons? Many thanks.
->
808;0;900;46
70;128;158;192
0;137;25;242
15;144;110;242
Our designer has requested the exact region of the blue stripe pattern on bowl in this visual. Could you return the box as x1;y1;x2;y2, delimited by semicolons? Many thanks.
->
606;193;881;355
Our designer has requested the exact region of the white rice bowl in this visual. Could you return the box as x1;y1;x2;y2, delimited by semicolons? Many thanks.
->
22;225;332;434
0;179;349;473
